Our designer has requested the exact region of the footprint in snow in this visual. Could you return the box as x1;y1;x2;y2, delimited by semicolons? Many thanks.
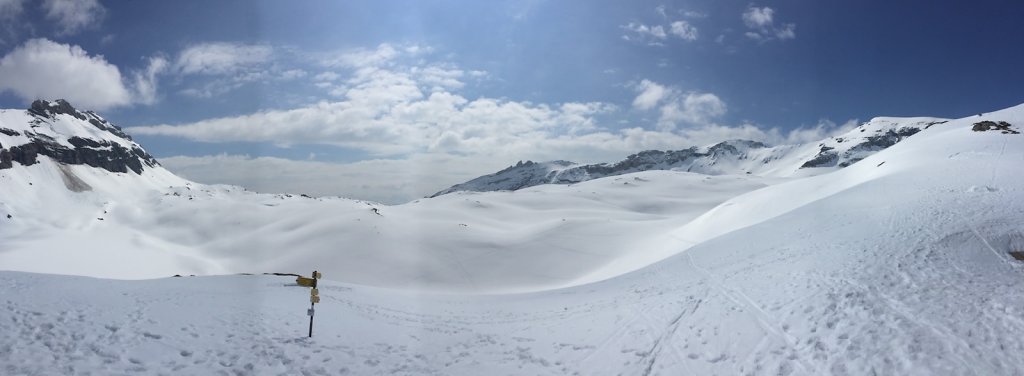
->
142;332;162;340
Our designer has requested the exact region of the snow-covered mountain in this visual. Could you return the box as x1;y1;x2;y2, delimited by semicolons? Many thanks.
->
431;117;947;197
2;100;1023;375
1;99;161;176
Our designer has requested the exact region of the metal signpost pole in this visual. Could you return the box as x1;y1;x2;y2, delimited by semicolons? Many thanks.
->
308;270;321;338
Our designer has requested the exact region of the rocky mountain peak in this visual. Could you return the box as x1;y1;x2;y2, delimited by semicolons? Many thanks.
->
0;100;158;174
27;99;134;141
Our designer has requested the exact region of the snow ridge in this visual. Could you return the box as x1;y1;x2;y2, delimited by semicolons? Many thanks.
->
431;117;948;197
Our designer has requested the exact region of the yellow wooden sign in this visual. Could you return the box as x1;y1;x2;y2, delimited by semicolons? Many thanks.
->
296;276;315;287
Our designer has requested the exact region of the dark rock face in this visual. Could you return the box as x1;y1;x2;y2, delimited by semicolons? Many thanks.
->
972;121;1019;134
851;127;921;152
8;143;39;167
0;148;11;169
0;100;159;174
800;149;839;168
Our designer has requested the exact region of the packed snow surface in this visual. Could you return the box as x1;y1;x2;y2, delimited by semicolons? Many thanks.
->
0;160;781;291
2;103;1024;374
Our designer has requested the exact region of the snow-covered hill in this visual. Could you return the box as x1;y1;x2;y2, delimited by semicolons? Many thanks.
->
0;100;777;291
430;117;947;197
2;99;1024;374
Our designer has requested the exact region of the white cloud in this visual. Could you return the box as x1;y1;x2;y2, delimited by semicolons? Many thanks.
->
632;79;669;110
174;42;273;75
775;23;796;40
623;19;698;44
0;38;132;110
633;79;727;129
783;119;859;144
658;92;727;130
0;39;168;109
322;43;399;68
742;5;796;42
683;10;708;19
621;22;667;44
670;20;698;41
742;6;774;29
403;44;433;56
413;65;465;89
131;56;169;105
132;45;627;160
655;5;671;18
42;0;106;36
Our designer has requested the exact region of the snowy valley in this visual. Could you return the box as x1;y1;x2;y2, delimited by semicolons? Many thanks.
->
2;100;1024;375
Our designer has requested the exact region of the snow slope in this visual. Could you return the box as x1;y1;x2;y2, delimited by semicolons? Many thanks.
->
2;103;1023;374
2;102;790;292
0;159;776;291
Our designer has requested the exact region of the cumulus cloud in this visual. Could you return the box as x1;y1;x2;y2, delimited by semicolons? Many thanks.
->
412;65;465;89
174;42;273;75
0;38;162;110
669;20;698;41
43;0;106;36
632;79;669;110
0;39;168;109
742;5;796;42
742;6;774;29
622;6;702;45
658;92;727;129
622;20;698;45
632;79;727;130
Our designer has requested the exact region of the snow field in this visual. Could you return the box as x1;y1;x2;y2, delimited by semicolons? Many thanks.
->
1;104;1023;374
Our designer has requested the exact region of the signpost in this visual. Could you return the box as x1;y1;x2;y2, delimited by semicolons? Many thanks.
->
305;270;321;337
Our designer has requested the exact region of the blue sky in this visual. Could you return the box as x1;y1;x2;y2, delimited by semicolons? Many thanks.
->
1;0;1022;203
